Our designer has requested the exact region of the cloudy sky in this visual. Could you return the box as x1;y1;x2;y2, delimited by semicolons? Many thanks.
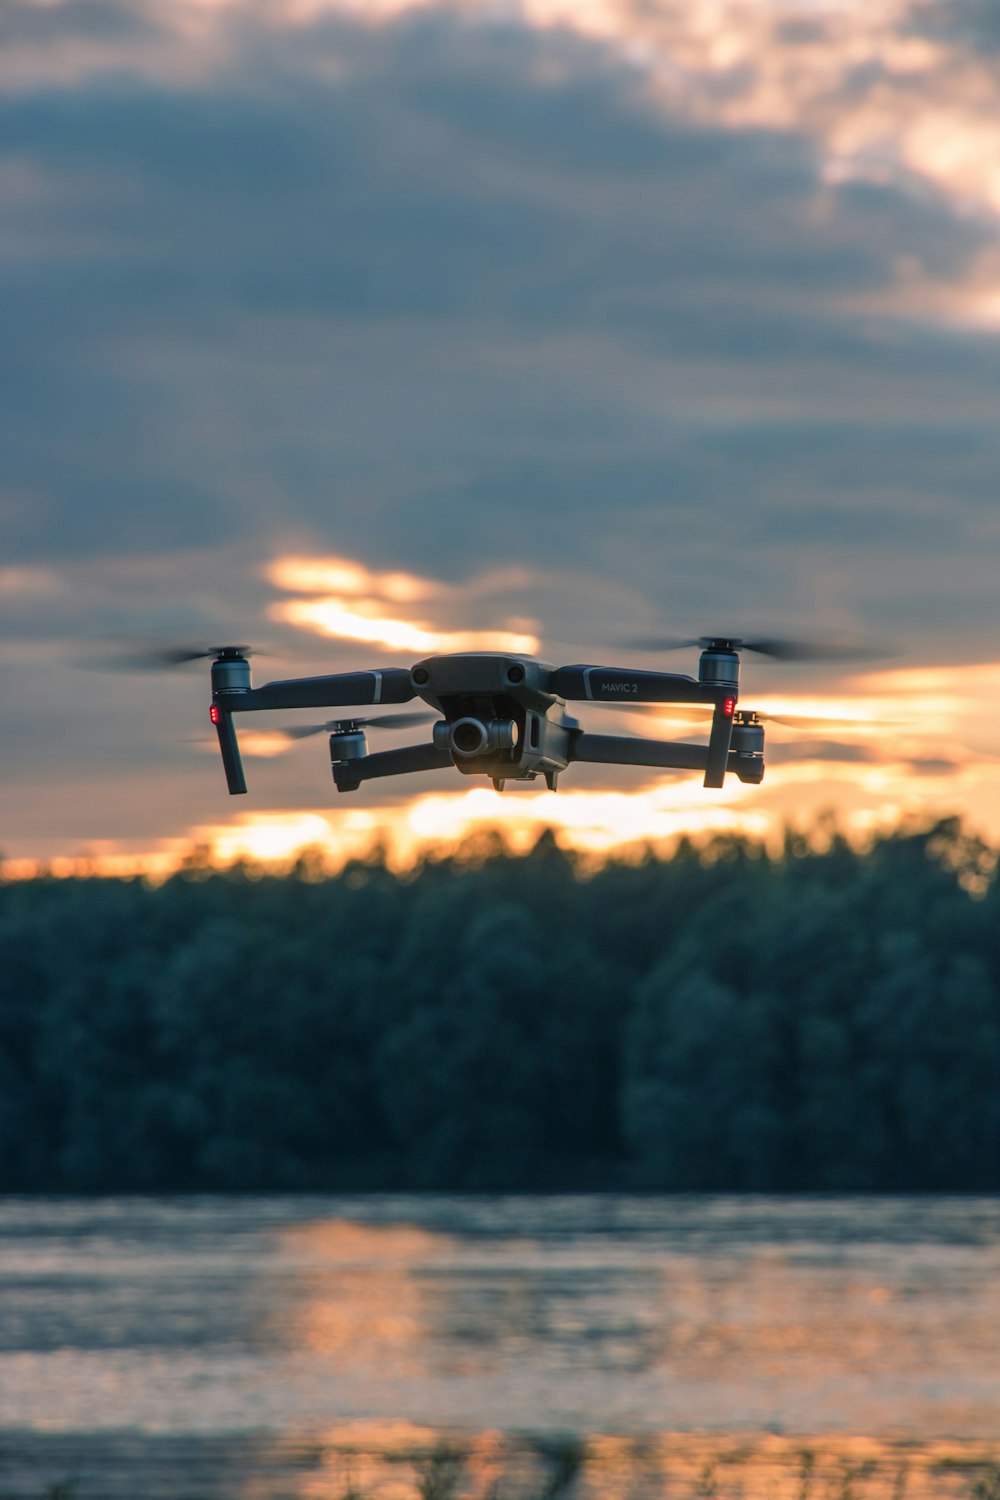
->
4;0;1000;871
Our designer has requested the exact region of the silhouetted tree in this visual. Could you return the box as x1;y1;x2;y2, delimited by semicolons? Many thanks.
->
1;819;998;1192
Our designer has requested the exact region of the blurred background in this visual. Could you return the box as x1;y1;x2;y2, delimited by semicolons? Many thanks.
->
4;4;1000;1496
4;0;1000;872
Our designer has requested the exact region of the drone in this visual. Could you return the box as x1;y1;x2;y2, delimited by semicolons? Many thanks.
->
192;635;869;797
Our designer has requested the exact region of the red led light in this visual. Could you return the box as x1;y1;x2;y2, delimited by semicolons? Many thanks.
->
723;696;736;717
210;704;220;725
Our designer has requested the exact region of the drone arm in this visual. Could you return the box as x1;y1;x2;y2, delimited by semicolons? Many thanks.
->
549;664;716;705
568;732;712;771
568;728;760;786
228;668;416;714
551;665;737;786
209;666;415;795
704;698;736;789
333;740;453;793
212;706;247;794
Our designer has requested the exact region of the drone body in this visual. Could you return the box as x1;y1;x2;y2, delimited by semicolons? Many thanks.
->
207;641;767;796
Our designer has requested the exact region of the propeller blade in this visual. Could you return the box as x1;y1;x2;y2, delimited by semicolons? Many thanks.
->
363;711;437;731
621;633;890;664
587;702;900;741
282;711;436;741
76;639;264;671
748;711;899;730
282;724;333;741
738;637;887;664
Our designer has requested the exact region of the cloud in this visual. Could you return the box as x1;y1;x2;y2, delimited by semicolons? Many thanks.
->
4;0;1000;859
4;0;998;587
267;553;539;653
10;0;1000;238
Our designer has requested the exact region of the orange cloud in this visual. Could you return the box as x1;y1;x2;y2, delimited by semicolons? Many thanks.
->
269;557;436;603
267;553;540;656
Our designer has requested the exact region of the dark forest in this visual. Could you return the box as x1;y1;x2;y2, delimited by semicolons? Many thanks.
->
2;818;999;1194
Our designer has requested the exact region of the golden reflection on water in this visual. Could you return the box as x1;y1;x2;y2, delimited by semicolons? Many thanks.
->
236;1203;1000;1499
4;1198;998;1496
264;1209;1000;1441
241;1426;1000;1500
273;1220;450;1371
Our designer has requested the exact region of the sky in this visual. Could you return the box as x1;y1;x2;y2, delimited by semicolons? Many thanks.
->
3;0;1000;874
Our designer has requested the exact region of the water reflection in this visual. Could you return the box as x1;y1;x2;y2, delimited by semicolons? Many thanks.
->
277;1431;1000;1500
256;1198;1000;1438
276;1220;440;1369
3;1426;1000;1500
2;1197;1000;1496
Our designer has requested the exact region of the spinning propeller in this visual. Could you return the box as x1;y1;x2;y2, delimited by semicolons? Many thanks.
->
79;640;265;671
279;712;436;741
605;704;893;732
621;633;886;663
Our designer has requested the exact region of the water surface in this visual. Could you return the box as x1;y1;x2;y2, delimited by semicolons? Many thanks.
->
2;1195;999;1496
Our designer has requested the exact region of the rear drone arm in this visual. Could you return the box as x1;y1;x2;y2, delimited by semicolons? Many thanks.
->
331;740;453;792
567;731;763;785
329;728;765;794
210;659;416;794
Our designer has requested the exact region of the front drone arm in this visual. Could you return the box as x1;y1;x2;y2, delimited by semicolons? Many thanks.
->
225;667;416;713
210;660;416;795
549;664;714;704
550;665;737;787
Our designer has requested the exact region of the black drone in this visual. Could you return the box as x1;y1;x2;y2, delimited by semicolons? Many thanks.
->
192;635;868;797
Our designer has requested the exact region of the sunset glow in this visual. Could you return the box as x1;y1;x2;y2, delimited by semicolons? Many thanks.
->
233;731;300;759
273;597;539;656
268;554;540;656
7;1;1000;880
270;557;437;604
8;0;1000;1459
8;654;1000;882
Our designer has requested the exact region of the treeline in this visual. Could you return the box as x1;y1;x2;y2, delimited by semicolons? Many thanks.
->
2;819;1000;1193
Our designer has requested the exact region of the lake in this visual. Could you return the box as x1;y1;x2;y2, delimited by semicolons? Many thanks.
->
1;1195;999;1497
